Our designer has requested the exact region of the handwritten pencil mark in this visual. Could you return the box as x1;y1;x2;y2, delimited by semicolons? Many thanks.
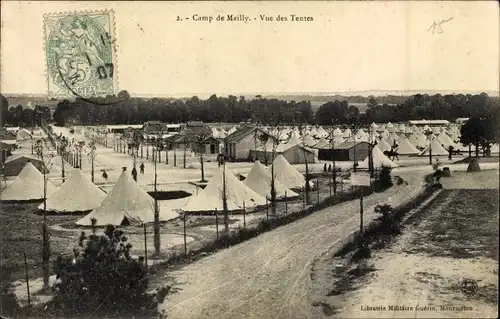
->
428;17;454;34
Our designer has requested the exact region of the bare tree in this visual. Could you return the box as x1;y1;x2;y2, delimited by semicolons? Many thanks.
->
74;141;85;169
297;124;311;205
222;157;229;232
34;138;55;290
425;129;434;165
193;132;212;182
269;125;281;215
151;135;164;256
327;124;338;195
252;127;260;162
87;140;97;183
58;136;68;183
258;127;270;166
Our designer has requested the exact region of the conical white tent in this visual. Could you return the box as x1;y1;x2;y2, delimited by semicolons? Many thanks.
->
303;135;317;147
419;138;449;156
76;171;155;226
355;129;367;139
436;132;455;149
370;122;379;129
1;162;57;201
380;130;390;139
386;136;396;148
40;170;106;213
332;135;345;145
243;161;299;200
279;130;290;141
396;137;420;155
309;127;318;137
182;166;267;212
376;138;392;152
333;128;343;136
315;136;330;149
358;145;399;169
408;134;423;148
273;154;306;189
316;126;328;138
342;129;352;138
287;132;301;146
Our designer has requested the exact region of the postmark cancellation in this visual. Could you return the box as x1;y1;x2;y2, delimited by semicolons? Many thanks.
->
43;10;117;98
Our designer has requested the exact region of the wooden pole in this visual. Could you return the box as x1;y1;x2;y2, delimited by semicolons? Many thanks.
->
359;186;364;248
243;201;246;228
143;224;148;268
316;180;320;204
302;187;306;210
24;252;31;307
266;197;269;221
183;213;187;257
285;191;288;214
215;209;219;240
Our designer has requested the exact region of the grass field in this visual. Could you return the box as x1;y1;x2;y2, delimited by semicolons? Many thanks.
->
403;188;499;260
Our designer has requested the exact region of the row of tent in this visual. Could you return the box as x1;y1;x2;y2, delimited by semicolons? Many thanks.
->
260;123;460;140
0;154;309;226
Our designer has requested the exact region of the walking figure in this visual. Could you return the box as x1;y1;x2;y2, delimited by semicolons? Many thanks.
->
131;167;138;181
328;164;332;172
323;163;327;173
140;162;145;174
101;170;108;182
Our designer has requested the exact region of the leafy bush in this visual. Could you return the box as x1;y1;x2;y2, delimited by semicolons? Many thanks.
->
374;204;399;234
374;166;393;190
49;222;164;318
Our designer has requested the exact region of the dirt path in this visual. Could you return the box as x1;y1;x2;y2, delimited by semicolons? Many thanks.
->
158;168;431;319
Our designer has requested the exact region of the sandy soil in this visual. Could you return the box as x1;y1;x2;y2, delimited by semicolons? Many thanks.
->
318;169;499;319
156;166;432;319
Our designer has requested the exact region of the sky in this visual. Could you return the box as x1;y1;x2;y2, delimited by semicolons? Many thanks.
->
1;1;499;97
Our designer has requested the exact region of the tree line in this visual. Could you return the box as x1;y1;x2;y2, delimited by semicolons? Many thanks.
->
1;92;499;128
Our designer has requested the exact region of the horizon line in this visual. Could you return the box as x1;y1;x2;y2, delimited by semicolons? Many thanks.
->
3;89;499;99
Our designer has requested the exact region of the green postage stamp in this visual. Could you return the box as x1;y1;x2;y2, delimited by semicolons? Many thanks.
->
44;10;117;98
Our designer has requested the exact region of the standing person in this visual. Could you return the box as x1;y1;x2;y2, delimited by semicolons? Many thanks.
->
101;170;108;182
323;163;327;173
131;166;138;181
140;162;145;174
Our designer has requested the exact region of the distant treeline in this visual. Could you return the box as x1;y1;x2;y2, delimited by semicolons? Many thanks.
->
1;92;499;127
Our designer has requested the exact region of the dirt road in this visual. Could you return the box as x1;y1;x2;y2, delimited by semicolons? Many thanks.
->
159;167;432;319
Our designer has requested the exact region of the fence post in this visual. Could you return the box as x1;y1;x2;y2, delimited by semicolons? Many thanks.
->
243;201;246;228
215;209;219;240
24;252;30;307
143;224;148;268
302;187;305;210
316;179;320;204
266;197;269;221
183;213;187;257
285;191;288;214
329;176;332;197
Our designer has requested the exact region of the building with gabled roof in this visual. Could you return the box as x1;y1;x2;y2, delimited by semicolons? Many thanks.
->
3;154;45;176
225;125;277;161
318;140;370;161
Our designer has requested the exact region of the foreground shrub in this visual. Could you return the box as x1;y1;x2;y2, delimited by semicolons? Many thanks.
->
373;166;393;191
49;222;164;318
374;204;399;234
